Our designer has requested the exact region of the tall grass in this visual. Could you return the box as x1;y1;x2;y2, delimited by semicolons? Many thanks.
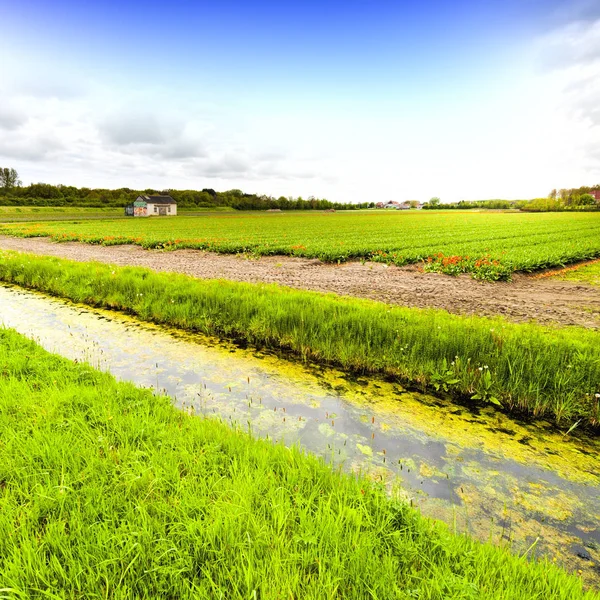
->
0;328;596;599
0;250;599;428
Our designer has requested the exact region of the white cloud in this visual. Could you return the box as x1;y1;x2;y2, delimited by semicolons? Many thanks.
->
527;16;600;186
538;19;600;70
1;15;599;202
0;104;26;131
101;113;170;145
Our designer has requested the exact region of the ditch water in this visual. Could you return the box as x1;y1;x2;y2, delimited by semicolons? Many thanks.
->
0;283;599;587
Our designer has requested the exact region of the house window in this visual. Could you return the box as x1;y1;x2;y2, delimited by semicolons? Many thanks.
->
167;206;171;213
154;206;157;213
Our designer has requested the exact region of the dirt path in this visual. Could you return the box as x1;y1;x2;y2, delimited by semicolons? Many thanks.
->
1;235;599;329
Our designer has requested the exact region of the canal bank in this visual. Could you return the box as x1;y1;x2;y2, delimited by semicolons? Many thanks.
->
1;283;598;587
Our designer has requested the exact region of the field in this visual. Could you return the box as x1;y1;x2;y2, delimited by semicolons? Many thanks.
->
0;327;595;599
2;210;600;595
1;251;598;427
550;259;600;286
1;211;600;279
0;205;234;222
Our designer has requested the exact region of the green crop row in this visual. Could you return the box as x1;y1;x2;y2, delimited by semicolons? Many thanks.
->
1;328;596;599
1;211;600;280
0;250;598;428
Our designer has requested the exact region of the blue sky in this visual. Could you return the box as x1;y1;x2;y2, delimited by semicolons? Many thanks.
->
1;0;599;202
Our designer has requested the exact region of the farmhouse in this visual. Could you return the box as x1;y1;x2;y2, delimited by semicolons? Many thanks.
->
125;195;177;217
378;200;424;210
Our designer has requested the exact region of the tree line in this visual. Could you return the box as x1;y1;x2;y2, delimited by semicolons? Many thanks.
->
1;167;598;212
422;198;520;210
0;168;369;211
422;187;599;212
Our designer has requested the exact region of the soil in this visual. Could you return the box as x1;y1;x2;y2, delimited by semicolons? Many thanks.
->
1;235;599;329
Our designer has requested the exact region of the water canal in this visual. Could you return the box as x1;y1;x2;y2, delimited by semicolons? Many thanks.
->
1;284;598;587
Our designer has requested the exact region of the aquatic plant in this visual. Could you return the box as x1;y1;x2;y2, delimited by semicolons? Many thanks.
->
0;328;596;599
0;251;598;428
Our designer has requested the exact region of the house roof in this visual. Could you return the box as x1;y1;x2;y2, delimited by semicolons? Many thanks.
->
138;195;176;204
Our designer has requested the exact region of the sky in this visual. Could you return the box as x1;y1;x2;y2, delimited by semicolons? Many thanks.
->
1;0;599;203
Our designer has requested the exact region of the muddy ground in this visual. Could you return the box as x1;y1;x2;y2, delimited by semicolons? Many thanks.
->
1;235;599;329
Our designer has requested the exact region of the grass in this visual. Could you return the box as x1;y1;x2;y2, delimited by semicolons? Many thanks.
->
1;211;600;279
552;260;600;286
0;251;598;429
0;327;596;599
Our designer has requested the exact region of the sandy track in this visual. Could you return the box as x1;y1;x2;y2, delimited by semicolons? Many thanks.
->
1;235;599;329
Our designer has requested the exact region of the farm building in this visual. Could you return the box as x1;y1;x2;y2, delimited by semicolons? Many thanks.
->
378;200;424;210
125;195;177;217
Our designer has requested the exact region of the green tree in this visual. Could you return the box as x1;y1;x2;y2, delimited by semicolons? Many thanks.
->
0;167;21;189
428;197;441;208
579;193;596;206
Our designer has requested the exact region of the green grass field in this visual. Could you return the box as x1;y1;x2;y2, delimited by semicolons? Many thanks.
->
1;251;598;428
1;211;599;280
1;327;596;599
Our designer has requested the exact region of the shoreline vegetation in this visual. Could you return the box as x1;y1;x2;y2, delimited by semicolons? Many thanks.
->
0;251;598;429
0;327;597;599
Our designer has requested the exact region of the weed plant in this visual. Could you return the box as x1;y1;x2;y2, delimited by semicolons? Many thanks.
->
0;251;598;428
0;328;596;599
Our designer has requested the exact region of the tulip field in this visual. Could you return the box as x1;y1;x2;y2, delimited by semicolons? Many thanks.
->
1;210;600;280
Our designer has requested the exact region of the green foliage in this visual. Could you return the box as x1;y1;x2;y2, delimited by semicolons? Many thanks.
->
422;253;513;281
2;211;600;279
0;251;599;428
0;329;595;598
580;194;597;206
521;198;565;212
471;368;502;406
423;199;518;210
0;181;365;211
429;358;460;393
0;167;21;190
519;186;600;212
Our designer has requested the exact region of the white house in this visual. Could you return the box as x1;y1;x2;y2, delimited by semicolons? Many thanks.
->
125;195;177;217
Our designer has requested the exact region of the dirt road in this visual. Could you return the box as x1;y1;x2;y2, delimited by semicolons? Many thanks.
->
1;235;599;329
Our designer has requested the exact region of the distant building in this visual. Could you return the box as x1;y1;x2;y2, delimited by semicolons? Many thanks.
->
376;200;424;210
125;195;177;217
591;190;600;202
